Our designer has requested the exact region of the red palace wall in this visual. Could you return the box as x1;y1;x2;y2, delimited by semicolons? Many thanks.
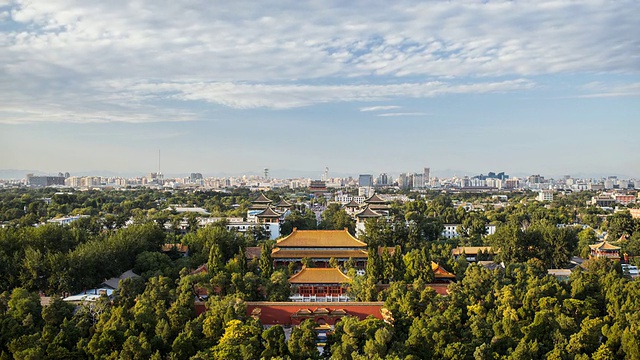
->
245;302;385;326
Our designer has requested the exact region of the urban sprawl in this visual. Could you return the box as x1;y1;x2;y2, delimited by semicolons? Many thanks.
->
0;167;639;359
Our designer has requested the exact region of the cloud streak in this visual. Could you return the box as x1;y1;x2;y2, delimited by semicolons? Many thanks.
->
360;106;401;112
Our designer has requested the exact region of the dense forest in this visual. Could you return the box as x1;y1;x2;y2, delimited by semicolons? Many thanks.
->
0;187;639;359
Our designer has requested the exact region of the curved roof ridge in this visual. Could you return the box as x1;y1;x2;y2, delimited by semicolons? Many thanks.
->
276;228;367;247
355;204;382;218
288;267;352;284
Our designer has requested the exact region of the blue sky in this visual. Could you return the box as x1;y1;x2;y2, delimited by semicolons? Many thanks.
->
0;0;639;179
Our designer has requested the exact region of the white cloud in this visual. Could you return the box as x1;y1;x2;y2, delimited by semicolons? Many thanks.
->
0;0;637;123
360;106;401;112
110;79;535;110
578;82;640;98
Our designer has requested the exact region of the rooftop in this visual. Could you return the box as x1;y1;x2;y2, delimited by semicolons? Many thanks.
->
288;267;352;284
589;241;620;251
271;248;369;259
355;205;383;218
275;228;367;248
451;246;495;256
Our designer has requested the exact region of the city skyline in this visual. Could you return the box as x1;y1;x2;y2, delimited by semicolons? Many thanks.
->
1;1;639;176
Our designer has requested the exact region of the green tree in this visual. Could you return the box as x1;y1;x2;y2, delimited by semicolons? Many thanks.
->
319;203;356;234
261;325;288;359
259;243;274;279
212;319;262;360
288;319;319;360
403;248;434;283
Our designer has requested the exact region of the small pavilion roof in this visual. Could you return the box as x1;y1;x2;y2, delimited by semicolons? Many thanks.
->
355;205;383;218
344;199;361;208
364;193;387;204
190;263;208;275
274;199;293;208
245;247;262;259
431;262;456;279
256;206;282;218
252;193;273;204
288;267;352;284
275;228;367;248
589;241;620;251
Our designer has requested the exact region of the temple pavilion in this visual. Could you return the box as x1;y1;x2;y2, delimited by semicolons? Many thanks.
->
352;193;391;235
272;228;368;269
589;241;621;261
288;267;351;302
354;205;384;235
247;193;289;225
362;193;391;215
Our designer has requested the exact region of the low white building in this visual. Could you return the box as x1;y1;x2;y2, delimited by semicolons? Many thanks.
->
46;215;89;226
537;190;554;202
442;224;460;239
442;224;497;238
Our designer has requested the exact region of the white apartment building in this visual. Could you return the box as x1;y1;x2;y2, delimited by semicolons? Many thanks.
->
537;190;554;202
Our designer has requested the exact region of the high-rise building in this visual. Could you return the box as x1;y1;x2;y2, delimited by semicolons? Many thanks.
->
376;173;389;187
412;173;424;188
358;174;373;187
398;173;409;189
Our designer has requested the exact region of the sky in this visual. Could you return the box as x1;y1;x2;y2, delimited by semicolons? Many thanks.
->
0;0;639;179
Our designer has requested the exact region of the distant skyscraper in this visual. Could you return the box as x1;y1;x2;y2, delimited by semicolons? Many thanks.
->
359;174;373;187
398;173;409;189
423;167;430;184
376;173;389;186
413;173;424;188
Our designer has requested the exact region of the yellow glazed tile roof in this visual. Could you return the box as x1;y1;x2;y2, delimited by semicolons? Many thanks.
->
431;262;456;279
451;246;495;256
276;228;367;248
288;267;352;284
271;248;368;259
589;241;620;250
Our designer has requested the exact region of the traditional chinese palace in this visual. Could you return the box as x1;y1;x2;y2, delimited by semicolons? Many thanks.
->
272;228;369;269
288;267;351;302
589;240;621;261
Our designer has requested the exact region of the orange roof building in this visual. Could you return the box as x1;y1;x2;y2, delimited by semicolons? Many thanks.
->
243;302;386;326
431;262;456;282
289;267;352;284
451;246;496;262
589;241;621;260
272;228;368;269
288;267;352;302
